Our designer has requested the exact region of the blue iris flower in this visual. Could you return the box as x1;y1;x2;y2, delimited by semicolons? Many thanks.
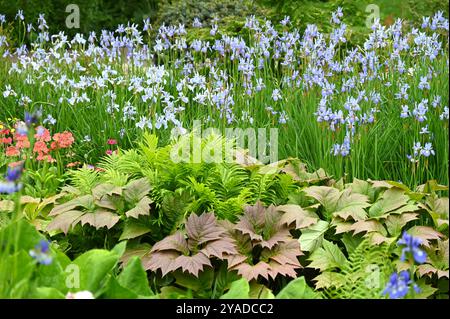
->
24;109;42;127
383;271;421;299
0;164;24;194
29;240;53;265
5;165;23;182
398;231;427;264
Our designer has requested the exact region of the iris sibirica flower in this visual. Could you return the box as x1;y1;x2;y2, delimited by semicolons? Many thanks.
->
382;232;426;299
398;231;427;264
24;109;42;127
383;271;420;299
0;164;24;194
29;240;53;265
420;143;435;157
440;106;449;120
0;182;21;194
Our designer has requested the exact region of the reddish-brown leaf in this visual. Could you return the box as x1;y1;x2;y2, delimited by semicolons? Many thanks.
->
267;260;299;280
259;227;291;249
49;195;94;216
172;252;212;277
95;195;118;210
235;202;266;241
232;261;271;281
367;232;396;245
202;238;237;259
225;254;248;269
151;232;189;254
332;220;354;234
265;240;303;266
142;251;179;276
185;213;224;246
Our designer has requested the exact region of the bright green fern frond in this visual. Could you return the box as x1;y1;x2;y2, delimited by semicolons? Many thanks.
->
68;167;100;194
206;163;249;201
99;169;129;187
248;172;278;205
321;239;394;299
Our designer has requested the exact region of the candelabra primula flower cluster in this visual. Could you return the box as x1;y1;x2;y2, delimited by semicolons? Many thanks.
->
1;123;74;163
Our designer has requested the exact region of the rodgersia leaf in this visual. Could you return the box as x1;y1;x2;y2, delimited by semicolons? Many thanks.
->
267;260;298;279
123;178;152;203
125;196;153;218
235;202;291;249
225;202;303;281
151;232;189;254
172;253;212;277
262;240;303;269
235;201;266;242
231;261;271;281
303;186;341;214
92;183;123;199
119;220;151;241
407;226;444;248
47;207;120;234
416;239;449;279
202;237;237;259
333;188;370;221
78;209;120;229
298;220;329;252
143;213;236;277
385;213;418;237
277;204;319;229
347;178;371;195
142;251;179;277
49;194;94;216
349;220;387;236
186;213;224;246
307;240;347;272
368;188;410;218
46;210;85;234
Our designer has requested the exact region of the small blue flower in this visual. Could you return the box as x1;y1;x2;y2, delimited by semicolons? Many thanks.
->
383;271;410;299
24;109;42;127
398;231;427;264
419;125;429;135
29;240;53;265
1;164;24;194
5;165;23;182
272;89;282;102
400;105;410;119
418;76;430;90
0;181;22;194
420;143;435;157
383;271;421;299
